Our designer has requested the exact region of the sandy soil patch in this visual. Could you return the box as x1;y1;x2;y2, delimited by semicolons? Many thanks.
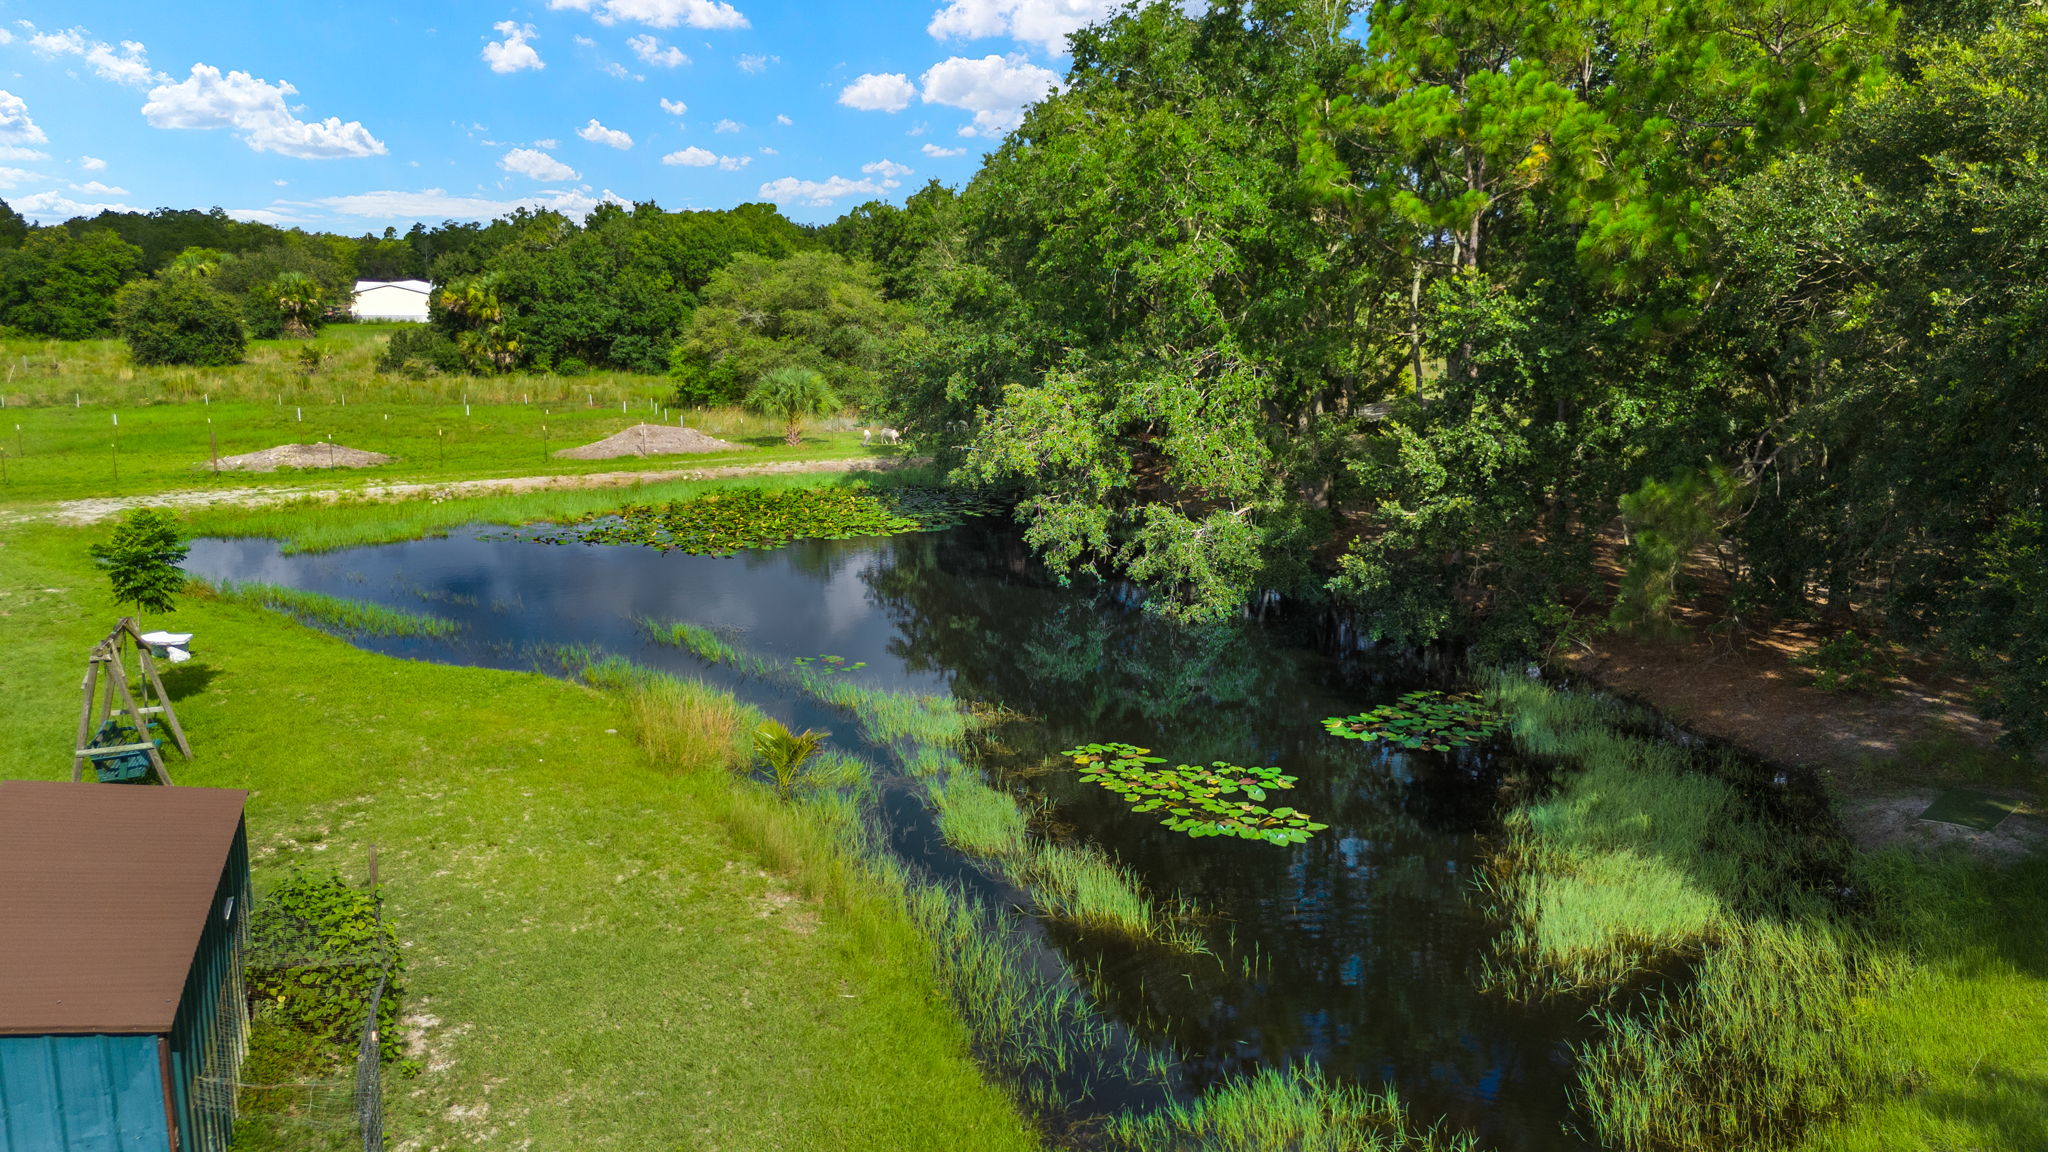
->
26;456;920;525
553;424;741;460
213;443;393;471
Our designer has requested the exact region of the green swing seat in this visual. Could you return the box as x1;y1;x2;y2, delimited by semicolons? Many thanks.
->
83;718;162;783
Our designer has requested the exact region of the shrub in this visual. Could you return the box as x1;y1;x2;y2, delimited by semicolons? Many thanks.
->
113;275;247;366
554;356;590;377
246;868;404;1060
1800;631;1894;693
376;325;465;376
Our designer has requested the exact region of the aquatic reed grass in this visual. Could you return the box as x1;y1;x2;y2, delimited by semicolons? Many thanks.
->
217;580;457;638
576;656;757;773
931;775;1030;858
905;881;1144;1116
1102;1064;1480;1152
1575;919;1897;1151
643;618;741;666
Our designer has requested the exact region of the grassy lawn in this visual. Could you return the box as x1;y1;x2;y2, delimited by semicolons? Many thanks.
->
0;327;880;505
0;518;1039;1151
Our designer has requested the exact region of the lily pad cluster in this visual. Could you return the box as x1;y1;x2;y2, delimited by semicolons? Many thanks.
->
528;485;1000;556
794;654;867;675
1321;690;1503;751
1061;742;1330;846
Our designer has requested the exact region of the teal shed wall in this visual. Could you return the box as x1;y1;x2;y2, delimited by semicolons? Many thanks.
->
0;1033;168;1152
165;818;250;1152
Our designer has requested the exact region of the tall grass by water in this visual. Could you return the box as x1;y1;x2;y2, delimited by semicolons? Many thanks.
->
1102;1065;1480;1152
577;656;758;774
1479;670;1892;1150
932;774;1030;857
213;581;456;637
906;881;1152;1116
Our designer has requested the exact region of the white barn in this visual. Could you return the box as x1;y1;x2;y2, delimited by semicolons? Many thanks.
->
351;279;432;323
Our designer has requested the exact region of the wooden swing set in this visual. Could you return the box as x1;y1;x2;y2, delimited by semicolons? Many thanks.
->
71;618;193;785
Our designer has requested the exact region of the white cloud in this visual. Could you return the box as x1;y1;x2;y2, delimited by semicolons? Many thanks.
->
225;208;299;225
546;0;749;30
13;189;137;221
80;155;107;170
838;72;915;113
501;147;579;181
758;174;890;207
27;29;160;87
628;34;689;67
775;113;792;126
0;166;47;187
142;65;387;159
736;53;776;73
0;29;11;45
927;0;1122;56
536;137;560;148
577;118;634;149
862;158;912;182
714;118;742;133
483;22;544;73
574;34;598;47
304;186;630;222
0;91;47;146
759;146;778;155
0;146;48;161
660;98;688;117
273;178;288;186
70;180;127;194
919;54;1059;135
602;61;642;81
662;146;749;169
922;143;965;157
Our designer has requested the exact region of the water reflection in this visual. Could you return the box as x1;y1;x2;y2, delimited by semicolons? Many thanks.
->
185;521;1595;1150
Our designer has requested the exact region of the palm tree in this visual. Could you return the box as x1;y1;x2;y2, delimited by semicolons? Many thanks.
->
268;271;324;338
744;367;841;447
165;248;222;279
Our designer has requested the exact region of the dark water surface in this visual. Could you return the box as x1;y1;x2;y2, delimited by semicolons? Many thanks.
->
186;523;1597;1150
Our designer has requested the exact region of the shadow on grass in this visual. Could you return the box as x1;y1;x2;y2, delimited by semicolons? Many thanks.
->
1919;1066;2048;1151
159;662;222;701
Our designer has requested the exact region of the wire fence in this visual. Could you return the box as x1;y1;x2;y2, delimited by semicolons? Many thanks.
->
211;862;397;1152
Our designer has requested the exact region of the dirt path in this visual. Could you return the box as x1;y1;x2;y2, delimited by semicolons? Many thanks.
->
1557;540;2045;857
17;456;909;525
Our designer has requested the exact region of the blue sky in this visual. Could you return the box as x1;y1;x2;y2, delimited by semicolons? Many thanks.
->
0;0;1111;230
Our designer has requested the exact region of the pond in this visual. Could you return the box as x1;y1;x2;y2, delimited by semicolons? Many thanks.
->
186;520;1600;1150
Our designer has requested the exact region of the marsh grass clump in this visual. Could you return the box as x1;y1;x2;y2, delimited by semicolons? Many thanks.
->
808;676;978;747
577;656;756;773
1476;669;1890;1150
932;775;1030;858
221;580;457;638
644;618;741;665
1020;842;1207;953
1575;920;1897;1151
1103;1065;1481;1152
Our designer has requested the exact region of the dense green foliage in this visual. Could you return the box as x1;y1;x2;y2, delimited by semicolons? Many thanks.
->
823;0;2048;744
745;365;842;446
88;507;188;618
112;275;248;367
0;227;143;337
247;867;405;1060
672;250;904;406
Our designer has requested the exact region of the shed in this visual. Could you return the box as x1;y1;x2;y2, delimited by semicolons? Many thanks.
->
0;782;252;1152
350;279;432;323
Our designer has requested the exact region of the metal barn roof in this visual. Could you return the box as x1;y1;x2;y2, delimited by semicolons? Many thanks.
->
0;782;248;1036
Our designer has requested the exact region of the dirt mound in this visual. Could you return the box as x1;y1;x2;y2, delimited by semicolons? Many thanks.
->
554;423;742;460
213;443;393;471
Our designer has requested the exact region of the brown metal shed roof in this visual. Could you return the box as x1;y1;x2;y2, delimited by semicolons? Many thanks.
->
0;781;248;1035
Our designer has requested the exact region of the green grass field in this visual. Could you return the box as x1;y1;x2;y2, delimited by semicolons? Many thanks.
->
0;326;883;504
0;519;1039;1152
